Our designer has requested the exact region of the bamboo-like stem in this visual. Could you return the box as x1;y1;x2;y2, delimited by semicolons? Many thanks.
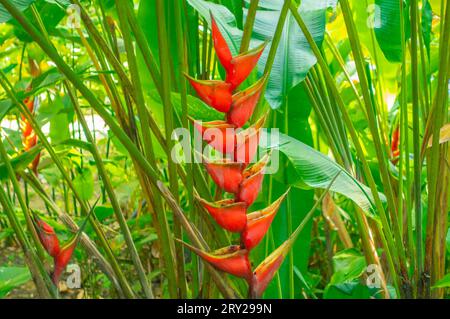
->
21;171;126;297
0;140;46;261
0;70;136;299
116;0;180;298
288;0;400;296
423;0;450;297
66;83;154;298
336;0;410;297
0;186;55;298
155;0;187;298
240;0;260;53
409;0;424;297
173;0;195;298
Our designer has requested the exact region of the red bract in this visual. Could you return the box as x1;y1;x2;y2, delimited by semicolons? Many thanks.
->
211;15;233;75
210;14;266;91
181;242;252;279
237;155;269;206
185;75;232;113
193;120;236;154
391;126;400;163
234;114;267;164
250;253;285;298
197;197;248;233
52;236;78;285
33;215;60;258
226;42;266;91
20;58;41;175
242;190;289;250
202;157;245;194
228;76;267;127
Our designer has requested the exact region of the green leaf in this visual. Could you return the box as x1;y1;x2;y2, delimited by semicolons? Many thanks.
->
330;249;366;284
0;266;32;298
248;0;334;109
373;0;410;62
421;0;432;58
0;0;35;23
432;273;450;289
261;131;385;213
73;167;94;201
186;0;243;55
0;145;43;180
48;95;70;144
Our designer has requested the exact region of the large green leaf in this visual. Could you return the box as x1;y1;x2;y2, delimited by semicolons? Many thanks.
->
373;0;410;63
0;0;34;23
0;145;43;180
248;0;335;109
0;266;31;298
261;131;385;214
186;0;243;55
73;167;94;201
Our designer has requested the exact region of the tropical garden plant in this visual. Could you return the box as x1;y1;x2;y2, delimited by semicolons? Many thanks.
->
0;0;448;300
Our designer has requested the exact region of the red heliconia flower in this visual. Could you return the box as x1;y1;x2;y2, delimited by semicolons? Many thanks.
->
185;75;232;113
241;189;289;250
249;236;293;298
202;156;245;194
180;242;252;279
197;197;248;233
391;126;400;164
211;14;266;91
52;235;78;285
237;154;270;206
234;114;267;164
227;75;267;128
20;58;41;175
32;215;60;258
226;43;266;91
193;120;237;154
211;15;233;76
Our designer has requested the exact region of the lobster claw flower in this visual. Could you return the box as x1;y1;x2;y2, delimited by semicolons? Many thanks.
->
234;114;267;164
242;189;290;250
32;214;60;258
51;201;96;285
391;126;400;163
185;75;232;113
52;234;78;285
197;197;248;233
200;153;245;194
228;75;267;128
250;235;294;298
180;241;252;279
211;14;233;76
211;13;266;91
193;120;237;154
226;42;266;91
237;153;270;206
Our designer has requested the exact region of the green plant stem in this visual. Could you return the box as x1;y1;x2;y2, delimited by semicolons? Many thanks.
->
0;186;55;298
0;70;136;299
409;0;424;297
66;83;154;298
174;0;195;298
155;0;187;298
21;171;126;298
288;0;402;295
423;0;450;297
240;0;260;53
